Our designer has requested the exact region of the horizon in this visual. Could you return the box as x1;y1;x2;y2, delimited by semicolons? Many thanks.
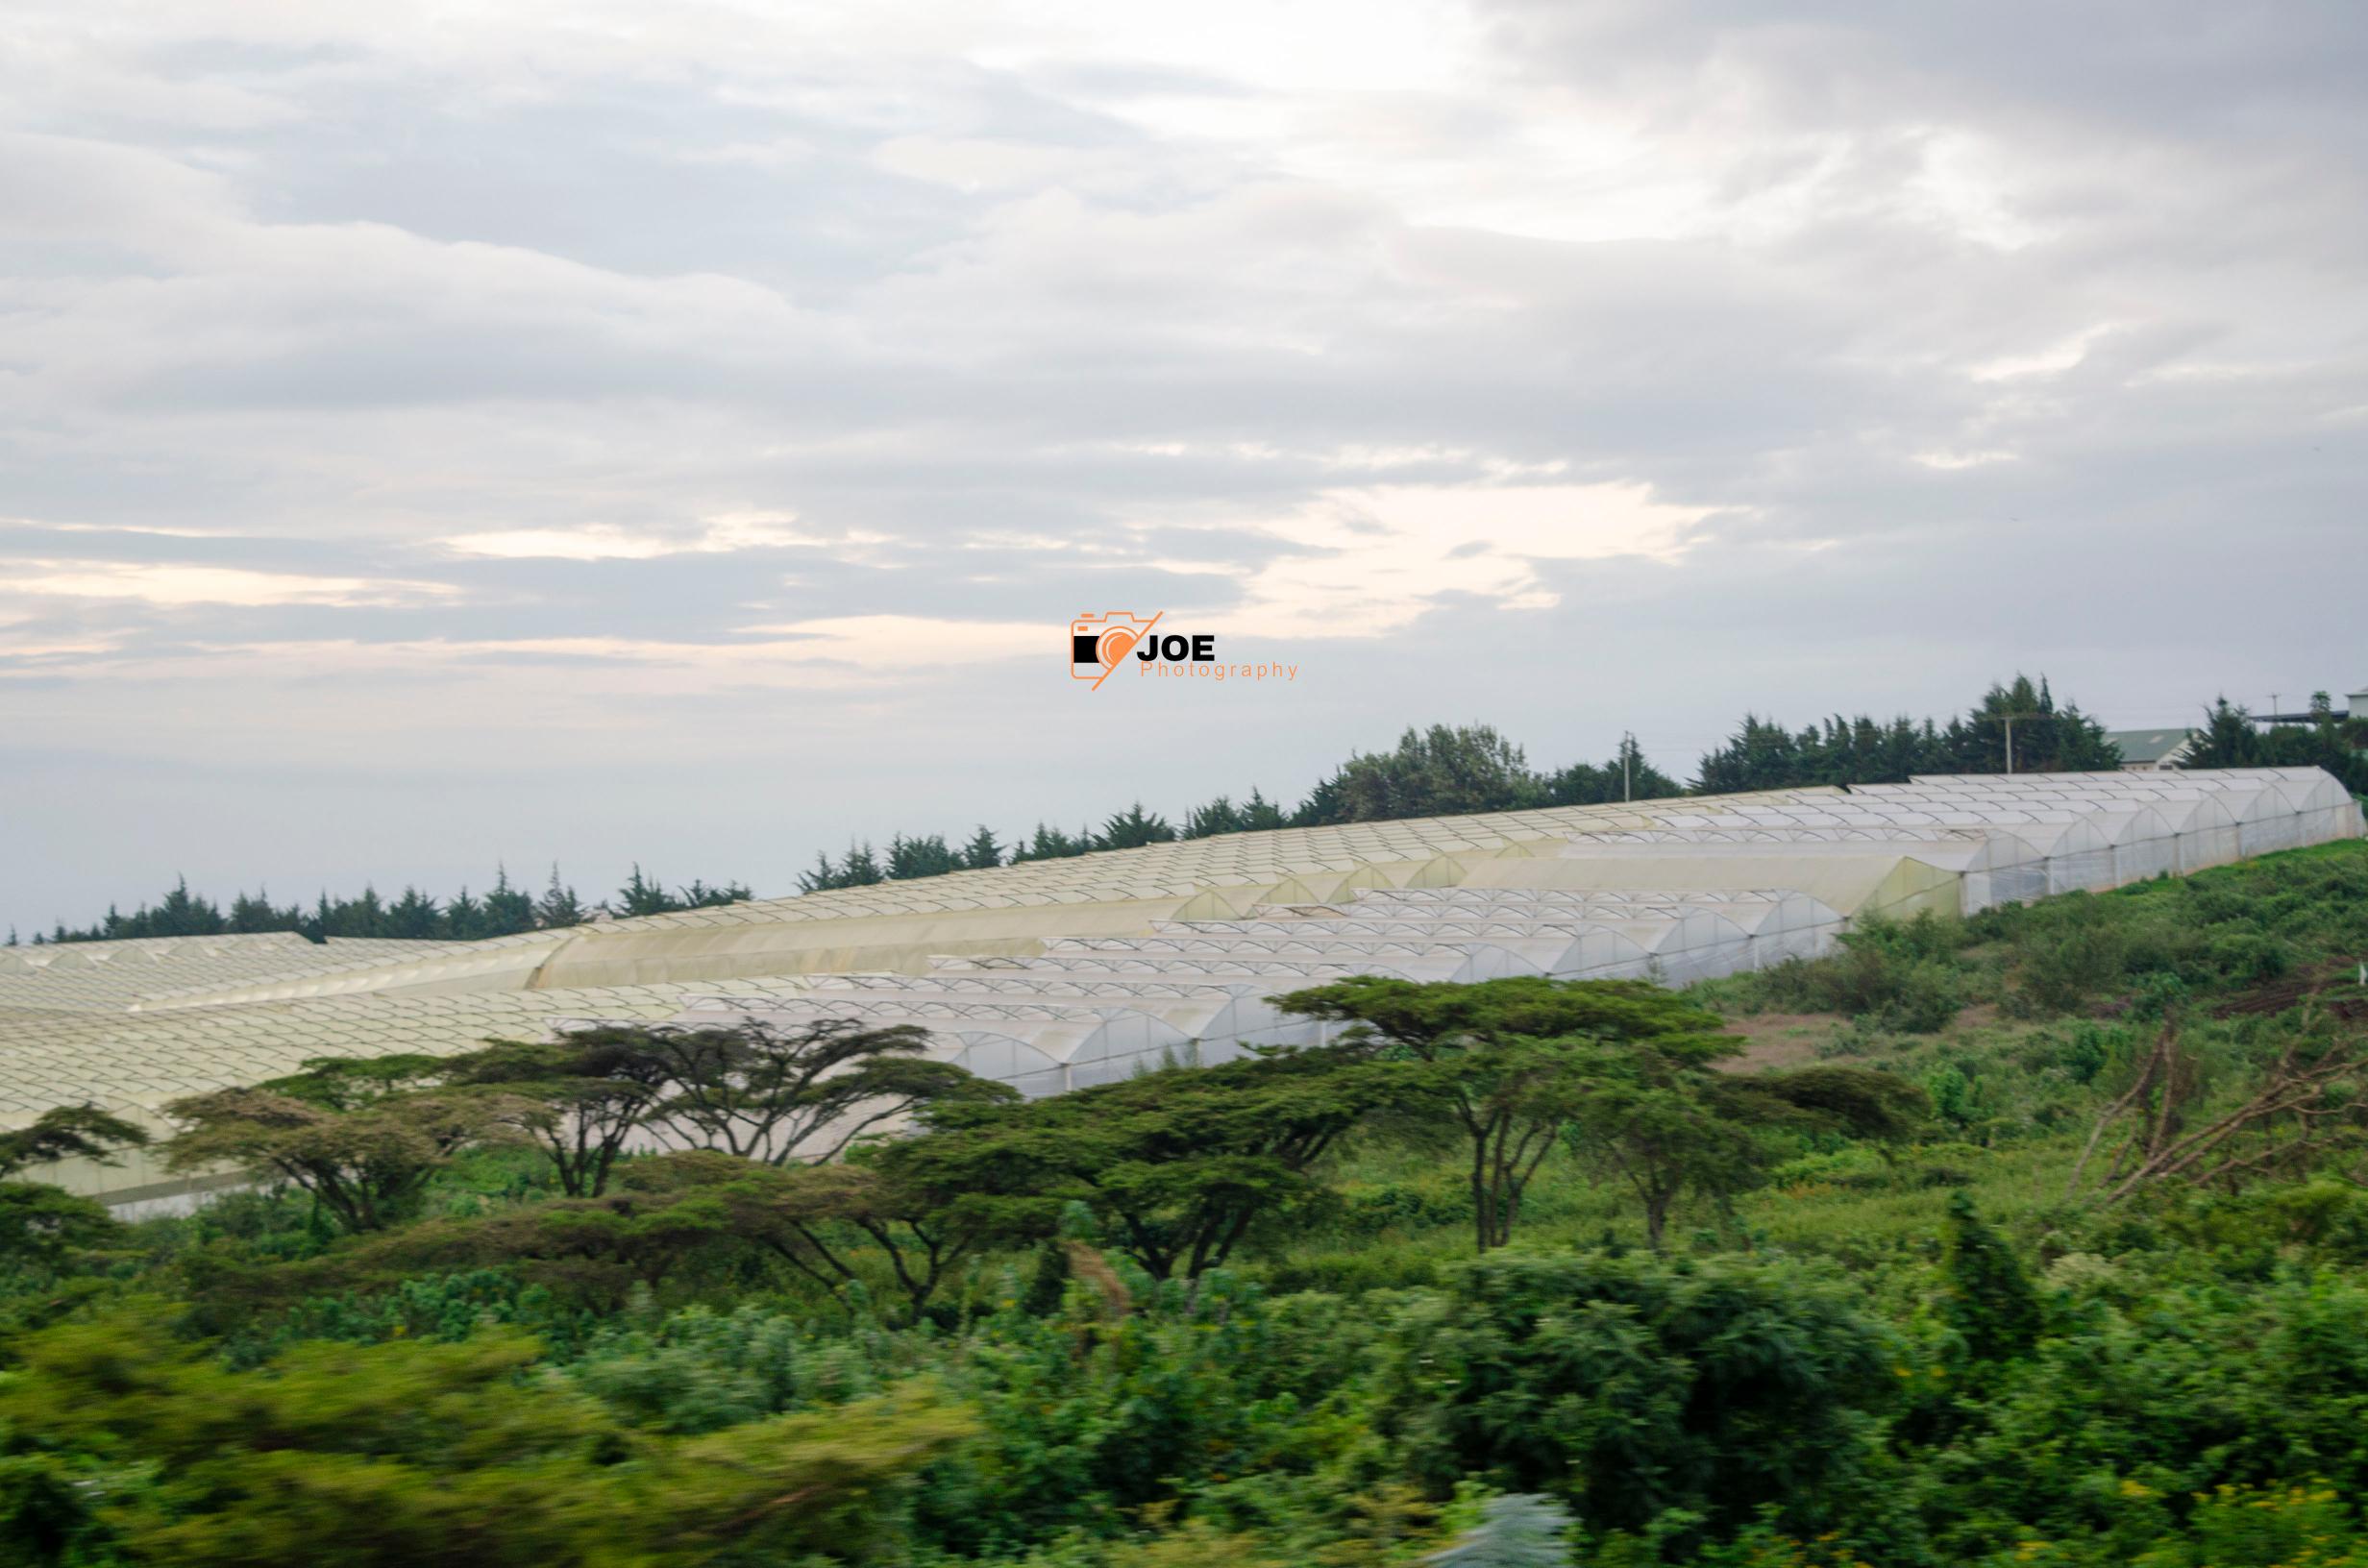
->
6;2;2364;938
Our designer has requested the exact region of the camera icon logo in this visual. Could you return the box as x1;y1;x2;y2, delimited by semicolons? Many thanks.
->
1071;610;1162;689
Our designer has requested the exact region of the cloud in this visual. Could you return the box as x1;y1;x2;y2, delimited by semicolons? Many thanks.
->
438;512;858;561
1194;480;1714;637
1;562;459;608
2;0;2366;936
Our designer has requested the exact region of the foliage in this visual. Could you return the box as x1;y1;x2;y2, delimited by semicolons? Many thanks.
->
1318;724;1552;822
638;1019;1015;1164
1281;978;1923;1250
2186;694;2368;795
0;1105;151;1178
14;840;2368;1565
26;862;731;945
1376;1251;1895;1548
1695;674;2120;792
0;1310;972;1566
162;1087;528;1234
1939;1192;2041;1363
1278;978;1742;1249
898;1048;1418;1278
1739;914;1971;1033
439;1032;679;1197
0;1182;126;1265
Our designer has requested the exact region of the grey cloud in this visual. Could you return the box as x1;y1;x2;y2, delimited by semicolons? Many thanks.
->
3;1;2364;936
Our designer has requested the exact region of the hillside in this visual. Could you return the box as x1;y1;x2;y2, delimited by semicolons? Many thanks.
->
3;830;2368;1564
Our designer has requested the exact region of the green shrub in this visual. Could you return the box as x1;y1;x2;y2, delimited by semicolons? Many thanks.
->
1373;1251;1895;1549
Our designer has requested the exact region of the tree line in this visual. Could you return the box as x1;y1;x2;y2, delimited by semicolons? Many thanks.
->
13;864;751;948
17;674;2129;940
801;674;2118;890
2185;691;2368;795
6;976;1923;1302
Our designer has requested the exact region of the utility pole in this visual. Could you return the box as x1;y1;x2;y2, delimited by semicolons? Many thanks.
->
1986;712;2047;776
1622;730;1635;802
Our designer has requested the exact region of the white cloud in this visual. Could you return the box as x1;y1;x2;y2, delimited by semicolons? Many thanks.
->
1198;481;1714;637
437;514;871;561
4;0;2368;934
1;562;457;607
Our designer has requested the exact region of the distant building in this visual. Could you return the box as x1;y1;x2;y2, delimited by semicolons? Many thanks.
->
2107;727;2199;772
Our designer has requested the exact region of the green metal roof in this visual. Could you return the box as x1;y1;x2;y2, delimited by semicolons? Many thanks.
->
2105;728;2197;764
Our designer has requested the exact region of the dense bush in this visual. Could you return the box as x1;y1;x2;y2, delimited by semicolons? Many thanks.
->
1373;1251;1897;1547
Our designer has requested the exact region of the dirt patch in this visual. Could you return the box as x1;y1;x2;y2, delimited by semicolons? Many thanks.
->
1715;1012;1845;1070
2212;962;2368;1021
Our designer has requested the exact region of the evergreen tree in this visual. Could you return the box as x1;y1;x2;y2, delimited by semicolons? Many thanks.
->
482;866;536;937
1010;823;1093;863
1240;787;1289;831
1095;801;1176;850
957;825;1004;870
798;850;843;895
2185;695;2367;794
1292;771;1350;827
226;889;297;935
1940;1190;2041;1363
533;866;586;930
145;878;227;938
615;865;677;917
384;887;442;941
1322;723;1544;822
887;833;960;880
1183;796;1244;839
1546;735;1683;804
445;886;485;941
1698;677;2119;790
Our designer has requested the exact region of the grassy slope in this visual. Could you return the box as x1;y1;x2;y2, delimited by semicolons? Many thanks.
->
1265;838;2368;1287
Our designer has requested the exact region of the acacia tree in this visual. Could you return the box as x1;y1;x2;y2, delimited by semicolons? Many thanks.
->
699;1157;999;1320
163;1087;528;1234
1566;1056;1927;1249
640;1020;1012;1164
894;1047;1414;1279
1276;977;1740;1250
0;1104;152;1263
440;1031;681;1197
0;1104;152;1176
1280;977;1924;1250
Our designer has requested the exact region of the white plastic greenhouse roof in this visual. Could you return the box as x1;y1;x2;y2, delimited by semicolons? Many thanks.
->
7;767;2358;1201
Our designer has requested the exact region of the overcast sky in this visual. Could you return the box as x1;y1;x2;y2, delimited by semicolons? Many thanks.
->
4;1;2363;935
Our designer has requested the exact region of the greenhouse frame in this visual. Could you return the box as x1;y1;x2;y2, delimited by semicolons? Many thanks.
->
3;767;2357;1203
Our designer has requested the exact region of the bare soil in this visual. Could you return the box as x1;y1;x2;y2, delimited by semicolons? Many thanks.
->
1716;1012;1844;1070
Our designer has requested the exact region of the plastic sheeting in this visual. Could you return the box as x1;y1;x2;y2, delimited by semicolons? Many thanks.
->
11;767;2357;1192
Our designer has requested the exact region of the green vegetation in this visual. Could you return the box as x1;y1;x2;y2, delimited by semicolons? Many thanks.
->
2187;693;2368;796
7;842;2368;1564
1692;674;2118;793
22;863;750;947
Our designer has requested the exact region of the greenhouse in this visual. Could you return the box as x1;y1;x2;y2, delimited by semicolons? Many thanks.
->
4;767;2357;1202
